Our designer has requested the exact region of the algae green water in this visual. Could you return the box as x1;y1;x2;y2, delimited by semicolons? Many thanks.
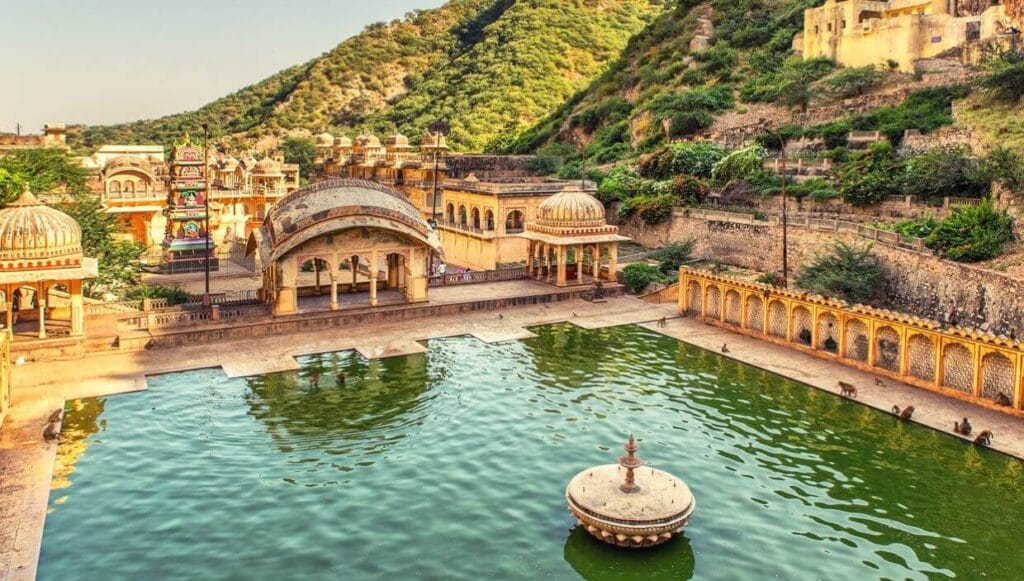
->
40;325;1024;580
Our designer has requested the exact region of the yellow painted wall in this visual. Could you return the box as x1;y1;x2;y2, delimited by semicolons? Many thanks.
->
679;267;1024;415
802;1;1007;72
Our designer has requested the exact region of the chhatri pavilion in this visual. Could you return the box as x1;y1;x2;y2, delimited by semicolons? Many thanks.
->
0;184;98;340
522;184;628;287
248;179;443;315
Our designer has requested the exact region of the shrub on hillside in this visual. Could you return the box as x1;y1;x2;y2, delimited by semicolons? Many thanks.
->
824;66;885;98
668;111;715;139
639;142;726;180
924;200;1014;262
832;142;904;206
980;49;1024;104
667;175;707;204
596;164;640;203
711;145;769;187
795;241;885;304
903;146;988;203
526;155;560;176
619;193;675;225
983;147;1024;195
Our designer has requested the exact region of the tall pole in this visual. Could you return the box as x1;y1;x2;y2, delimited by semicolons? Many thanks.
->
202;123;211;296
780;136;789;288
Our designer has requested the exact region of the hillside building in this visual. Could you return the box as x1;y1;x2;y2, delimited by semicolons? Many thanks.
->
798;0;1021;73
0;123;69;157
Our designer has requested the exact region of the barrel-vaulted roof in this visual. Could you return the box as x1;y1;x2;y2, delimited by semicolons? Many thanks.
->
249;179;441;264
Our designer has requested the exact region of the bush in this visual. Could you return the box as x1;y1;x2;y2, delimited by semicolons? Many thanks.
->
924;200;1014;262
833;142;904;206
619;193;675;225
668;110;715;138
795;241;885;304
652;239;695;275
667;175;707;204
824;66;884;98
126;284;193;305
711;145;769;187
526;155;560;176
983;147;1024;195
885;217;940;238
639;142;727;180
903;146;988;202
622;263;664;294
980;50;1024;104
596;164;640;203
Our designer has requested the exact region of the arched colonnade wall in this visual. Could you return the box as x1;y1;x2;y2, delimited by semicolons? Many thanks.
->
679;267;1024;415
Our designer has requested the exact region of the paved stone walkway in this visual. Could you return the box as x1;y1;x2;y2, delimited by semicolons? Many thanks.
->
3;295;1024;580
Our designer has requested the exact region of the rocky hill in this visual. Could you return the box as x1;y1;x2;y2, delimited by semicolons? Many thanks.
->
71;0;662;152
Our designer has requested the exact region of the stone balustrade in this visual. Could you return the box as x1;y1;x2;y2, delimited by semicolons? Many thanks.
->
678;267;1024;414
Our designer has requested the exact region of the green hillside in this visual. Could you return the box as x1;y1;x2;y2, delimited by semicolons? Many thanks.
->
71;0;662;152
508;0;826;158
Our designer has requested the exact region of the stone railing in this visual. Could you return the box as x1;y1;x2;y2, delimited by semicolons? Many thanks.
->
678;267;1024;414
428;267;528;287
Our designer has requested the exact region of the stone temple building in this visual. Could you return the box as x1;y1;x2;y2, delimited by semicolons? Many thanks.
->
798;0;1022;73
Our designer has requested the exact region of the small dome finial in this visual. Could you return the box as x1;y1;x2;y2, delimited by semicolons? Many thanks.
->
9;182;41;207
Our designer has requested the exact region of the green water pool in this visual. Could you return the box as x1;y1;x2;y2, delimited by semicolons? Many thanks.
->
40;324;1024;580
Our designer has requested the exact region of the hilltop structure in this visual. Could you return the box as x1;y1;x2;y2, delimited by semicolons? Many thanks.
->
798;0;1022;73
0;123;68;157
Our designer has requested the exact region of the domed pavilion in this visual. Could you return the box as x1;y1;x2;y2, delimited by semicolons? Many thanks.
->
0;184;98;339
522;184;628;287
247;179;442;315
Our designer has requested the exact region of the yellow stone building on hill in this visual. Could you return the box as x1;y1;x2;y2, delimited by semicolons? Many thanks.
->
798;0;1020;72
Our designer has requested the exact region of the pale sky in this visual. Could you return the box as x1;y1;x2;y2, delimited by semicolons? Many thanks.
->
0;0;446;134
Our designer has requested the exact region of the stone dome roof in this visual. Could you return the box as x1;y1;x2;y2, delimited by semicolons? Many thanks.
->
536;184;607;228
316;132;334;146
334;136;353;148
0;184;83;265
253;157;283;176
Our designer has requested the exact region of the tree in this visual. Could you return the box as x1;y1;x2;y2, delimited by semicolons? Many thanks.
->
652;239;695;275
0;149;144;297
832;142;903;207
983;147;1024;195
281;137;317;182
796;241;885;304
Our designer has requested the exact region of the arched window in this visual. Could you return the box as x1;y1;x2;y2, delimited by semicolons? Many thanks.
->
471;208;481;230
109;180;121;194
458;205;467;226
125;181;135;194
446;203;455;223
505;210;524;232
484;210;495;231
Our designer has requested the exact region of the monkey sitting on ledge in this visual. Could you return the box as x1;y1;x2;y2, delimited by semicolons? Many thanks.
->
973;430;993;447
954;418;973;436
42;408;63;442
891;405;915;420
994;393;1011;407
